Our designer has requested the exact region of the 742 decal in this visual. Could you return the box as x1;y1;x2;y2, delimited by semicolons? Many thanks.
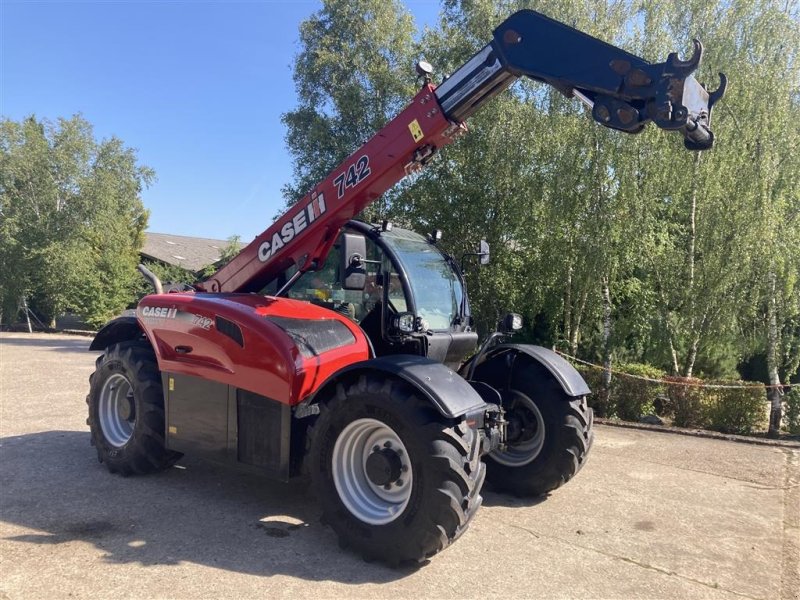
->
333;155;371;199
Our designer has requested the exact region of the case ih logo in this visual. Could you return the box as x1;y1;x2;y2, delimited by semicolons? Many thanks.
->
258;191;326;262
141;306;177;319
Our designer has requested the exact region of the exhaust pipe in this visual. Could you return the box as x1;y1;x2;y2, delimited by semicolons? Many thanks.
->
137;264;163;295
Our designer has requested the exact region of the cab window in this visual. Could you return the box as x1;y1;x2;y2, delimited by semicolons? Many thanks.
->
278;234;389;324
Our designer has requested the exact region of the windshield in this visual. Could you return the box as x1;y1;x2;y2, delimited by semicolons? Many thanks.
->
382;230;463;331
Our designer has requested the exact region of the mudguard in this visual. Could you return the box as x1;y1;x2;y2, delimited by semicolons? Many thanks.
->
310;354;488;419
464;344;590;398
88;316;143;351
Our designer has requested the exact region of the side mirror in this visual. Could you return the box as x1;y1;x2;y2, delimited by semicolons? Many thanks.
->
460;239;491;272
479;239;490;265
340;233;367;290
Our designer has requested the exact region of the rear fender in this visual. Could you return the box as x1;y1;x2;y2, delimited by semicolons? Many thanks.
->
301;354;488;419
89;316;145;351
462;344;590;398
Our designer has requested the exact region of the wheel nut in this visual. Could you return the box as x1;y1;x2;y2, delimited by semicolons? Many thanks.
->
383;484;392;490
384;441;392;448
396;479;404;487
372;445;380;452
401;465;408;473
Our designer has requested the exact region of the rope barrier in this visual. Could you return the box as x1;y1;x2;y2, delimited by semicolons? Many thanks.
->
554;350;796;390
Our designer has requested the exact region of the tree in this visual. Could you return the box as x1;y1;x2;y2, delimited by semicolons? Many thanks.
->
281;0;800;430
281;0;417;218
200;235;242;279
724;0;800;432
0;115;153;328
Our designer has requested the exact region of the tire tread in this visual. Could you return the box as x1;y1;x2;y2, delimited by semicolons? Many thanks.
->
87;340;180;476
308;375;485;565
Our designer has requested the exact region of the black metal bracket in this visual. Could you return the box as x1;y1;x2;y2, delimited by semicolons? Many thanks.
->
435;9;727;150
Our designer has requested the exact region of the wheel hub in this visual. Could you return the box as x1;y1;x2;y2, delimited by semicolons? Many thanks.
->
117;393;135;421
98;373;136;448
506;407;537;444
365;448;403;486
490;391;546;467
331;418;413;525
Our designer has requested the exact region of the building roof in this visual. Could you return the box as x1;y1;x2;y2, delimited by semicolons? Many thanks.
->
141;232;231;272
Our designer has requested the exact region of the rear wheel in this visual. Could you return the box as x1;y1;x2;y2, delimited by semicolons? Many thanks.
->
87;341;180;475
308;375;485;564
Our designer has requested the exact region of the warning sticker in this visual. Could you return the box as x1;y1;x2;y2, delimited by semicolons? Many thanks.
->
408;119;424;142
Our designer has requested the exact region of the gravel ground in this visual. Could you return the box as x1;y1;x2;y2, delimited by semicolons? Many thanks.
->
1;332;798;599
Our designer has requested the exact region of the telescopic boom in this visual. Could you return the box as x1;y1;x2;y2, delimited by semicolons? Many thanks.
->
197;9;726;295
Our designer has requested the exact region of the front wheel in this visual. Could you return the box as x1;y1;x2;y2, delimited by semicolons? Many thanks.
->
87;341;180;475
482;359;594;497
308;375;485;564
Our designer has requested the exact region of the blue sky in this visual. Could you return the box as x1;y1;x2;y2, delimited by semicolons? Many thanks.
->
2;0;440;241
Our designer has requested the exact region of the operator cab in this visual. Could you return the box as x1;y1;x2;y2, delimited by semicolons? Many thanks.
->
261;221;478;369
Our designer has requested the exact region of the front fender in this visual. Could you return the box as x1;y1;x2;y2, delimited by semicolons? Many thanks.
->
308;354;488;419
88;316;143;351
462;344;590;398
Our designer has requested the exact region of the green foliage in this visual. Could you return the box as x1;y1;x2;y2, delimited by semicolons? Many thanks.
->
132;261;195;302
281;0;416;208
611;363;666;421
200;235;242;279
784;388;800;435
702;382;768;435
0;115;152;328
579;362;665;420
282;0;800;429
664;377;706;428
576;365;611;417
663;377;768;434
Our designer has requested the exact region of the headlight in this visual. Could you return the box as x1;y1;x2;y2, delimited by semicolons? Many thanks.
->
500;312;523;333
395;312;416;334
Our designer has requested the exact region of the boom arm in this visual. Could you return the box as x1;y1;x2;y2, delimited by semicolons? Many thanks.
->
198;9;726;294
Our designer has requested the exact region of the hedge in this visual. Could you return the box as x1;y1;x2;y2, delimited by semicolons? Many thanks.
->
784;387;800;435
578;363;665;421
612;363;665;421
702;382;768;435
575;364;770;435
576;366;610;416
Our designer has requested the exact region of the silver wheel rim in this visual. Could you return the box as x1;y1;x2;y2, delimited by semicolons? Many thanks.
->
491;394;545;467
98;373;135;447
331;418;412;525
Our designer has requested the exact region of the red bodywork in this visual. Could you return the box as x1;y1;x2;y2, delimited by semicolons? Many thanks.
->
138;86;459;403
136;294;370;404
196;84;459;294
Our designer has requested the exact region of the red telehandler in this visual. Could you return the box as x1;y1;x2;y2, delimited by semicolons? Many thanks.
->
86;10;726;564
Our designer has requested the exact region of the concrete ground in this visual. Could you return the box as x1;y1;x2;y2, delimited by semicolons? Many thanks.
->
1;332;798;600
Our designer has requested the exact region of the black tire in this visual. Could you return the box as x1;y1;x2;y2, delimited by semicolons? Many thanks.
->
87;341;181;475
308;374;485;565
478;357;594;497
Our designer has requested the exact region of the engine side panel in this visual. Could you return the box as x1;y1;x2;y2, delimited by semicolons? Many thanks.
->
163;371;292;480
136;293;371;405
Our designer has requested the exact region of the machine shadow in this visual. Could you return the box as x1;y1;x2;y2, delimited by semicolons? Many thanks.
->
480;486;549;509
0;430;417;583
